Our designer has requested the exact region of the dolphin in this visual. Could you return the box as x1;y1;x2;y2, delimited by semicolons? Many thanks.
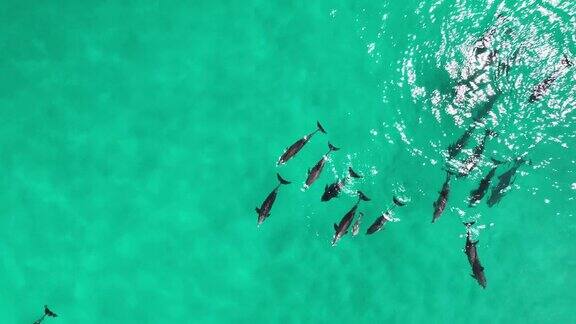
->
304;143;339;189
256;173;291;226
487;157;529;207
472;14;507;57
277;121;326;165
528;55;572;103
464;222;487;288
469;158;504;206
432;171;454;223
446;93;500;160
321;167;362;202
332;191;370;246
457;129;497;177
33;305;58;324
352;212;363;236
366;211;392;235
366;196;407;235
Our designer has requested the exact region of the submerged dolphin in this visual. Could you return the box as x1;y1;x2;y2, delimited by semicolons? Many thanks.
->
487;157;529;207
366;196;407;235
528;55;572;103
469;158;504;206
321;167;362;202
332;191;370;246
432;171;454;223
33;305;58;324
464;222;487;288
457;129;497;177
277;121;326;165
255;173;291;226
446;92;500;160
304;143;339;189
352;212;363;236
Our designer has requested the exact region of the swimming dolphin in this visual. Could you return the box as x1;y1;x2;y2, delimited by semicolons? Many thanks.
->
446;93;500;160
469;158;504;206
457;129;497;177
464;222;487;288
432;171;454;223
472;14;507;57
256;173;291;226
528;55;572;103
366;211;392;235
33;305;58;324
487;157;529;207
321;167;362;202
304;143;339;189
277;121;326;165
352;212;363;236
332;191;370;246
366;196;407;235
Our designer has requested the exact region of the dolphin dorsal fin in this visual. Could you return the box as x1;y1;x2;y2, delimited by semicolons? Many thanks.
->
255;207;261;214
333;223;338;231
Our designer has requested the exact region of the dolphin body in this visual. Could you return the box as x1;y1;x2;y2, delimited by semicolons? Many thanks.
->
256;173;291;226
468;158;504;206
487;157;528;207
33;305;58;324
332;191;370;246
464;222;487;289
432;171;454;223
304;143;339;189
457;129;497;177
528;55;572;103
366;196;407;235
278;121;326;165
366;212;392;235
321;167;362;202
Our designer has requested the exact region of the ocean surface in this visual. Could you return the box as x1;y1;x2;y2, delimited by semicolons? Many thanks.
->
1;0;575;323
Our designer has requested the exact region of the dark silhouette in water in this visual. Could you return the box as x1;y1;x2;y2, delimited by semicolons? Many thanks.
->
463;222;487;289
366;196;408;235
457;129;497;177
332;191;370;246
255;173;291;226
447;92;501;160
277;121;326;165
432;171;454;223
304;143;339;189
497;46;522;78
33;305;57;324
528;55;572;103
469;158;504;206
487;157;529;207
321;167;362;202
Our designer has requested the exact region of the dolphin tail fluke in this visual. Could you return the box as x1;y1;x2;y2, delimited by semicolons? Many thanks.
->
392;196;407;207
490;158;505;165
562;54;573;67
317;121;327;134
348;167;362;179
44;305;57;317
464;221;476;228
485;129;498;137
277;173;291;185
328;142;340;152
357;190;371;202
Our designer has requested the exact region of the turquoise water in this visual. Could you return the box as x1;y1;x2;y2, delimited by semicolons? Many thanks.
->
1;0;575;323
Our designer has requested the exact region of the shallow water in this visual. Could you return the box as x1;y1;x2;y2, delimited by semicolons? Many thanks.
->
1;0;575;323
